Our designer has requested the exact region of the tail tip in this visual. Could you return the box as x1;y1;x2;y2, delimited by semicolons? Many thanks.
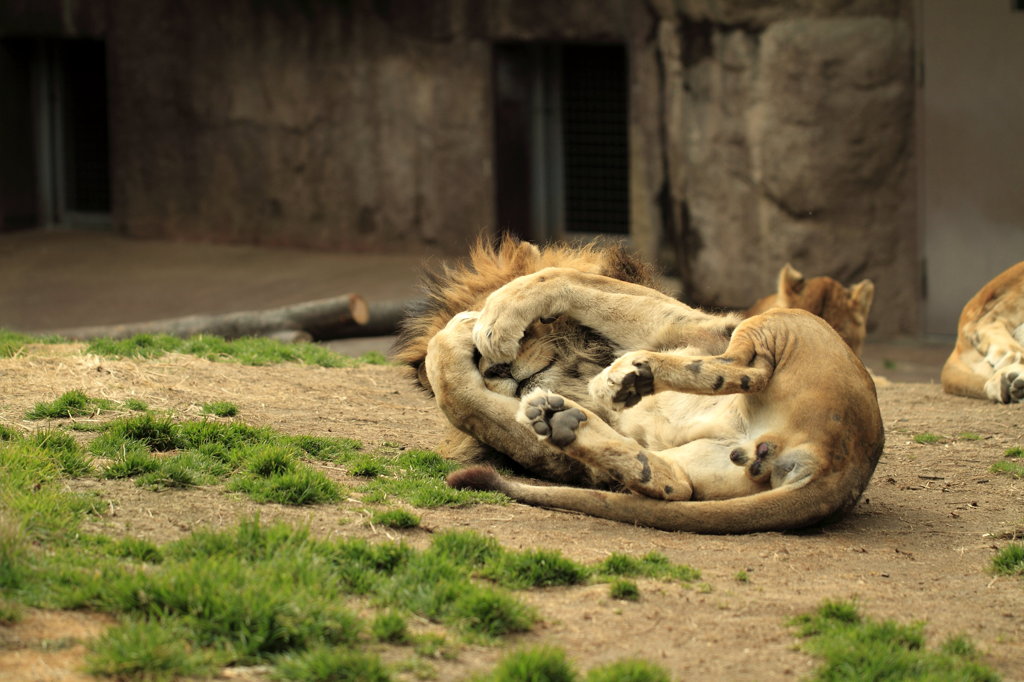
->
446;465;504;491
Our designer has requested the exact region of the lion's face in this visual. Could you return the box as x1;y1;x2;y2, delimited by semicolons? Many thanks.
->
477;317;618;403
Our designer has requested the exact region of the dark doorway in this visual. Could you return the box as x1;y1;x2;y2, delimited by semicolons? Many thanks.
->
58;39;112;216
493;43;629;242
0;38;111;231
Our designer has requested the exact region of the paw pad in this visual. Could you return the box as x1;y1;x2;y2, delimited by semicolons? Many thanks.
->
1000;370;1024;404
612;361;654;407
524;394;587;447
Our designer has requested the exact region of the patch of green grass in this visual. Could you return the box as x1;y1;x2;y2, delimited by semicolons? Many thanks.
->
100;442;161;479
92;413;179;454
488;646;576;682
361;449;508;508
86;333;390;367
991;544;1024;576
995;444;1024;475
0;513;29;592
735;570;750;583
447;587;535;640
593;551;701;583
29;429;94;476
0;424;19;441
61;409;502;509
370;508;420;529
201;401;239;417
991;452;1024;479
26;390;96;419
586;659;672;682
482;647;672;682
25;390;148;421
791;600;1000;681
0;329;66;358
112;537;163;563
286;434;362;461
913;432;944;445
0;441;104;541
1;453;684;682
228;466;343;506
371;610;410;644
348;454;389;477
429;530;504;568
122;398;149;412
86;618;217;680
480;549;588;589
957;432;982;441
271;647;391;682
609;579;640;601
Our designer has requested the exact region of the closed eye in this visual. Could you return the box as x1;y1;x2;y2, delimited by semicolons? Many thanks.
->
483;363;512;380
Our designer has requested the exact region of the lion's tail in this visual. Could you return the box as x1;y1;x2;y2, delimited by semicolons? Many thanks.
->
447;453;880;534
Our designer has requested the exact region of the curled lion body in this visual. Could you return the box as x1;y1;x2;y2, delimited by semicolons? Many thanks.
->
941;261;1024;403
395;238;885;533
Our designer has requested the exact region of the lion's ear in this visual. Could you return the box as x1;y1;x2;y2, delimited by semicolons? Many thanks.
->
778;263;805;302
849;279;875;317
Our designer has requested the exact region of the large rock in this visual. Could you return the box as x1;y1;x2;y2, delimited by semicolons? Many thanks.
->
754;17;912;216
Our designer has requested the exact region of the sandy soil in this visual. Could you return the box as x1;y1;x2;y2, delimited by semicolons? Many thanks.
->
1;344;1022;681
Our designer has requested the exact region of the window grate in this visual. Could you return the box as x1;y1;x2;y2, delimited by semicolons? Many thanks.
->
561;45;629;234
60;40;111;213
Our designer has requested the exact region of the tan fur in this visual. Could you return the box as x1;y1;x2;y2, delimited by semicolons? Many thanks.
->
941;261;1024;403
746;263;874;356
404;239;885;533
393;235;665;485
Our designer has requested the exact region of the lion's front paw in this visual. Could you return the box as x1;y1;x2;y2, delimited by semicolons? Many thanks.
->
589;352;655;410
472;308;527;364
985;364;1024;404
517;392;588;448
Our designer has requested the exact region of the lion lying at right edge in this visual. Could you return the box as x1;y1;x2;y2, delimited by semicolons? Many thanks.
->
406;239;885;533
942;260;1024;403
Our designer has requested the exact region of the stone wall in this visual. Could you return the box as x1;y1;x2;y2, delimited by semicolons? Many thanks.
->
105;0;495;253
641;0;918;335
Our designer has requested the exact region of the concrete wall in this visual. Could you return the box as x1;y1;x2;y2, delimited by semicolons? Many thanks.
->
919;0;1024;336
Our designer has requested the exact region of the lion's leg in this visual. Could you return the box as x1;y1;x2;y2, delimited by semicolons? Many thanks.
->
472;268;739;364
941;344;990;400
425;312;612;485
971;316;1024;370
515;390;695;500
590;328;774;409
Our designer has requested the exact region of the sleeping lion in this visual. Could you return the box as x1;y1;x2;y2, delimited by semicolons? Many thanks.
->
941;261;1024;403
394;237;884;533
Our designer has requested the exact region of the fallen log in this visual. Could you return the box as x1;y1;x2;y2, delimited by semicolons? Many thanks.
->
325;297;423;338
43;294;370;341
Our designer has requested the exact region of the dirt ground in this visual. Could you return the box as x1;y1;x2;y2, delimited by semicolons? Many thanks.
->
1;342;1023;681
1;230;1021;679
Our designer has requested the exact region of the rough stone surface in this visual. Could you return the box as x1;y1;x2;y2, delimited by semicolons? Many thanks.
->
674;9;917;335
107;0;495;254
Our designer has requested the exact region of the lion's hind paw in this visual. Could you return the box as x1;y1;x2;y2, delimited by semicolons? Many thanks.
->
518;392;587;448
611;360;654;407
590;352;655;410
999;366;1024;404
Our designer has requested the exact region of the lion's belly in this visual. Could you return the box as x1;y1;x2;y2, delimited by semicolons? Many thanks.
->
612;392;749;451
